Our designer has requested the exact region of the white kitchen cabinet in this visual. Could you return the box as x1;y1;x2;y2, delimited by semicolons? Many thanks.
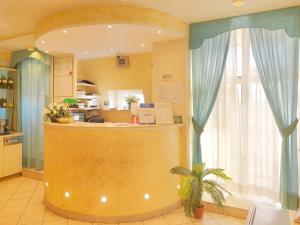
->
0;133;22;178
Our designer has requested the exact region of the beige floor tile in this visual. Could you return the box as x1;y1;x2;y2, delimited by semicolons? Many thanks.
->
164;212;194;225
0;192;14;200
18;211;45;225
143;217;169;225
1;183;21;189
22;223;43;225
0;177;249;225
193;220;219;225
188;212;214;222
5;199;30;208
0;214;21;225
23;203;46;214
207;212;227;219
0;206;25;217
42;219;67;225
28;196;44;205
0;200;8;208
11;191;33;200
17;186;37;193
43;210;66;222
213;215;244;225
67;219;92;225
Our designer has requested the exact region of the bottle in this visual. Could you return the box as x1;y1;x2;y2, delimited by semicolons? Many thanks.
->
2;98;7;108
0;76;3;88
0;98;3;108
2;76;7;88
8;77;13;89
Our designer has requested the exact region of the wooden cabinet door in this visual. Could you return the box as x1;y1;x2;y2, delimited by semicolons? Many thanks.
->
0;139;4;178
3;143;22;176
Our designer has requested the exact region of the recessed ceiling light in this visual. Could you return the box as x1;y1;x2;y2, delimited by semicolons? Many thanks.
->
45;182;49;187
41;40;45;44
64;192;71;198
84;51;88;54
62;30;68;34
144;193;150;200
157;30;163;34
140;43;145;47
100;196;108;203
109;48;115;51
107;25;113;29
46;50;49;54
232;0;244;7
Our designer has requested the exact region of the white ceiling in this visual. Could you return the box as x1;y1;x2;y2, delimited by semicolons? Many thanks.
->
0;0;299;53
36;24;184;59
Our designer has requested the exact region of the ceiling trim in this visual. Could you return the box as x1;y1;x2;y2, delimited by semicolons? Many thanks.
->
0;32;35;42
35;4;188;39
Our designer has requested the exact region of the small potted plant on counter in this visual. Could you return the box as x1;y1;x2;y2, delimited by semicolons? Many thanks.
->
125;95;140;109
170;163;231;219
43;102;73;123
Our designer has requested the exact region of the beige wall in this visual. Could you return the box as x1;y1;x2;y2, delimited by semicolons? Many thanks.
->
78;53;152;103
152;38;188;123
0;51;11;67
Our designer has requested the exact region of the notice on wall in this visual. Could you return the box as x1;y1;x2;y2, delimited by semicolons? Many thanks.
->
159;83;184;103
155;103;173;124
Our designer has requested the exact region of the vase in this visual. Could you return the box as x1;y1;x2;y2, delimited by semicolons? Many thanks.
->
194;206;204;219
50;117;58;122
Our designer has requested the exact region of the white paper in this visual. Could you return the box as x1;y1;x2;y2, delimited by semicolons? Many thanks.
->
159;84;184;103
155;103;173;124
139;108;155;124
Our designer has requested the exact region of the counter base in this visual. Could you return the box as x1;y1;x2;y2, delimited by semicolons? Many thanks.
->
45;199;181;224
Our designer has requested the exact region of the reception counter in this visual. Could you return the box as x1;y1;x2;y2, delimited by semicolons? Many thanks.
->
44;122;186;223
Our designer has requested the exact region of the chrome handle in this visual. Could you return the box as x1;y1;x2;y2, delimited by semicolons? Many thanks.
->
4;136;22;145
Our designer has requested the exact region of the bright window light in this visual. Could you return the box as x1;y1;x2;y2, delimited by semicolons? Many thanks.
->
107;89;145;110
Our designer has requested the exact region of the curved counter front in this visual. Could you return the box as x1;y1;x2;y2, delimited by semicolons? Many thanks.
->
44;122;186;223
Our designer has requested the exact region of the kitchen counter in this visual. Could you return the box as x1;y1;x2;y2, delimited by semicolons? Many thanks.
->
44;122;186;223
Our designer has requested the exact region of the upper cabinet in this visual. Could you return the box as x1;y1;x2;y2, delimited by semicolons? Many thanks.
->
53;55;77;102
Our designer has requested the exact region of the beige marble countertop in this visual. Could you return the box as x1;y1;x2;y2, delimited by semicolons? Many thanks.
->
44;121;185;129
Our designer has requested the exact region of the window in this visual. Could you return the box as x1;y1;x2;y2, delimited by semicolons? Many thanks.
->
201;29;283;207
107;89;145;110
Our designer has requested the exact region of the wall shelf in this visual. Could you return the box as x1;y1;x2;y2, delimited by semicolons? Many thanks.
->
76;96;102;100
77;83;96;87
0;66;17;72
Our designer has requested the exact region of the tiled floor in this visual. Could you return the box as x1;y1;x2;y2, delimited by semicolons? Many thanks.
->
0;176;246;225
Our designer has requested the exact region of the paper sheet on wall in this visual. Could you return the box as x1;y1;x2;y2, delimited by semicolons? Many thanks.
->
159;84;184;103
155;103;173;124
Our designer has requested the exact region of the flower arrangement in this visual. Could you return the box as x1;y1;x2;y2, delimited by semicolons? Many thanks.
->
43;102;73;123
125;95;140;109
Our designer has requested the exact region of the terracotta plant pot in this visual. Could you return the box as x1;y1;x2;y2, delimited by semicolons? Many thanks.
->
194;206;205;219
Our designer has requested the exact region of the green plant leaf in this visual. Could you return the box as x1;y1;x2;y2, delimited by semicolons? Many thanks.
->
170;166;191;176
203;168;232;182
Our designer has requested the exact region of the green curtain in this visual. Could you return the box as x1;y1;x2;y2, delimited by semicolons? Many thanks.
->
11;48;51;68
249;28;299;209
16;59;51;170
191;32;230;164
190;6;300;49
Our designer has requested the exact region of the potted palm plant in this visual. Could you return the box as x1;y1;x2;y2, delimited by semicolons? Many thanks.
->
170;163;231;219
